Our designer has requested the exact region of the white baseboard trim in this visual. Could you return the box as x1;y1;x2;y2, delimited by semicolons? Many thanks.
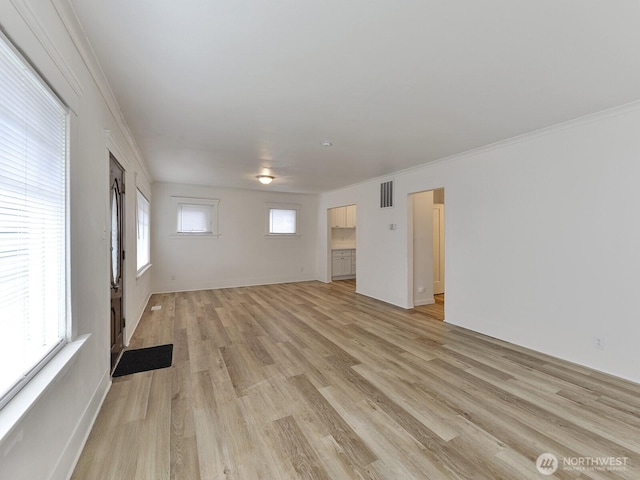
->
355;289;409;309
331;274;356;281
125;292;152;346
52;368;111;480
414;297;435;307
153;275;317;295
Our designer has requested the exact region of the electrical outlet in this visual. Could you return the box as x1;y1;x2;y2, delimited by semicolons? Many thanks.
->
593;337;605;350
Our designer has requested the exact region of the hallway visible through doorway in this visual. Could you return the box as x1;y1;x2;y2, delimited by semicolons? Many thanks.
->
409;188;445;318
413;293;444;321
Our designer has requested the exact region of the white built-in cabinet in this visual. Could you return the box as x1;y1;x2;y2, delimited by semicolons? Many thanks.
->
330;205;356;228
332;249;356;278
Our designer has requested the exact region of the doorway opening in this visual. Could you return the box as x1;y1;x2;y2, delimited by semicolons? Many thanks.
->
109;153;126;370
408;188;445;320
328;205;357;288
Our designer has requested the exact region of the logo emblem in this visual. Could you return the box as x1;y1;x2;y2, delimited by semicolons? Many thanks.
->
536;453;558;475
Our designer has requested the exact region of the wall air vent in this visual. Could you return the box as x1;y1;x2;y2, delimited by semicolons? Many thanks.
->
380;180;394;208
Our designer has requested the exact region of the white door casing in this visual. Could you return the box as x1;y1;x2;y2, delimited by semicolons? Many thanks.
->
433;204;445;295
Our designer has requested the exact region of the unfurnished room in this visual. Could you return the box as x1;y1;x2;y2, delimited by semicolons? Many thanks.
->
2;1;640;479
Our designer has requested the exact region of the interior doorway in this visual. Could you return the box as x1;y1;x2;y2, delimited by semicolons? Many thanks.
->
328;204;357;282
109;153;125;370
409;188;445;320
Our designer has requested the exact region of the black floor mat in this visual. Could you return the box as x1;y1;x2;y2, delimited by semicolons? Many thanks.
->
112;344;173;377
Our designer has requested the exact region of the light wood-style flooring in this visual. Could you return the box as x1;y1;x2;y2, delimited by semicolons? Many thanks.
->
73;280;640;479
413;293;445;321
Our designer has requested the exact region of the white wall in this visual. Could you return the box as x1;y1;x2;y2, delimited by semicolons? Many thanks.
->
0;1;152;479
152;182;318;293
318;102;640;384
331;228;356;249
411;191;434;306
3;4;640;479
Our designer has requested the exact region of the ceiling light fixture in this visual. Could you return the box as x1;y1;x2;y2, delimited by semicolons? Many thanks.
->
322;141;333;147
257;175;275;185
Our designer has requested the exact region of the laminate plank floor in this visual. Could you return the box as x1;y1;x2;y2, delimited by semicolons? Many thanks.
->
73;281;640;479
413;293;445;321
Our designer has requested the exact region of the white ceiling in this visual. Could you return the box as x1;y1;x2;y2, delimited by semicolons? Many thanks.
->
70;0;640;193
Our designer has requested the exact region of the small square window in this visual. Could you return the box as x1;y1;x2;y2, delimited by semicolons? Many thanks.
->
270;209;297;234
266;203;300;236
178;204;212;233
172;197;219;236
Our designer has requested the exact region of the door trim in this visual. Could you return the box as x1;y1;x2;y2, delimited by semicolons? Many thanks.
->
109;152;126;371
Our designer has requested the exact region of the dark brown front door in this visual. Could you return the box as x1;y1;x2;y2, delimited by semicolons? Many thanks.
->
110;153;125;370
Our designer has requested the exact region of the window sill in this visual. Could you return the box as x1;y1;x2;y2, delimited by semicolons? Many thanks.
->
265;234;301;238
0;334;89;443
136;263;152;279
170;233;220;238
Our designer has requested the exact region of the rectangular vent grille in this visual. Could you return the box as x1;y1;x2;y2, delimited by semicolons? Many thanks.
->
380;180;394;208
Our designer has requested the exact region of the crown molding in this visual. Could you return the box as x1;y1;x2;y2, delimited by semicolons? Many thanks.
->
9;0;84;101
49;0;153;184
105;129;128;168
323;99;640;196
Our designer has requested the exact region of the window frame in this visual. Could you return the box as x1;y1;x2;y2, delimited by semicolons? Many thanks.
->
265;203;301;237
0;30;70;411
172;196;220;237
136;188;151;275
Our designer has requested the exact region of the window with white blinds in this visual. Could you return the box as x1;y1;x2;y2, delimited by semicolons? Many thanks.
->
0;32;68;408
269;209;297;234
136;189;150;272
171;197;219;237
266;203;300;236
178;204;212;233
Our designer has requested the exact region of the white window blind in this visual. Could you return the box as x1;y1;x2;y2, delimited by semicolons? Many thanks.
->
178;204;212;233
136;189;150;272
269;208;297;235
0;33;68;407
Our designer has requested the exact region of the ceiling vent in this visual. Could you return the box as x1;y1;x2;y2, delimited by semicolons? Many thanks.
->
380;180;394;208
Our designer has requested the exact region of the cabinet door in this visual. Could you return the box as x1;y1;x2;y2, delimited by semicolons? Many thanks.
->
345;205;356;228
351;255;356;274
344;257;351;275
337;257;346;276
330;207;346;228
332;257;342;277
333;255;353;276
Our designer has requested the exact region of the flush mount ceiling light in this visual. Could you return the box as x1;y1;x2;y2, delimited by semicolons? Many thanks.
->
257;175;275;185
322;141;333;147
